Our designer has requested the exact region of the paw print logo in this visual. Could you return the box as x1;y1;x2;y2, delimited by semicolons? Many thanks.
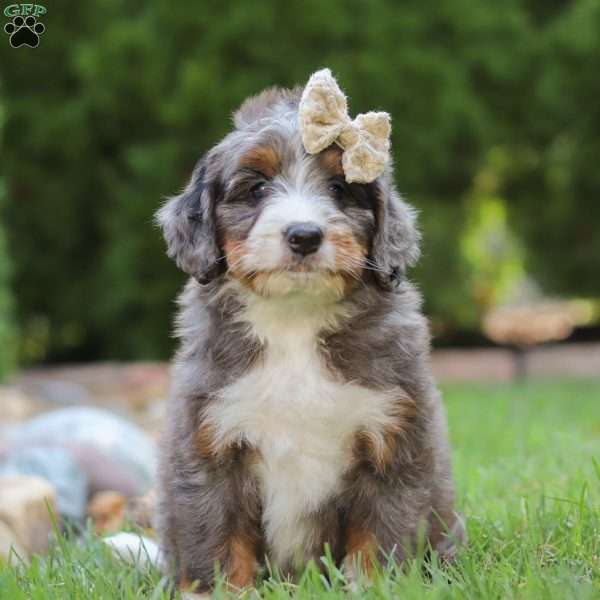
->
4;15;45;48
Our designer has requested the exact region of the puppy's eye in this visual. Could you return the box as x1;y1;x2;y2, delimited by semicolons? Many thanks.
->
328;180;346;197
250;181;268;201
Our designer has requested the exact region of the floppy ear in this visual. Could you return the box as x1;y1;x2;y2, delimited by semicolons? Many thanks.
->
155;159;223;284
371;177;421;290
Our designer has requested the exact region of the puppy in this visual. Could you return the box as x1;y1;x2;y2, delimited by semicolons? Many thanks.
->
155;84;465;595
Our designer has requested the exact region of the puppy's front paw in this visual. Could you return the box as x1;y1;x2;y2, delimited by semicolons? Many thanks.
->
343;527;377;587
435;512;467;562
342;553;376;593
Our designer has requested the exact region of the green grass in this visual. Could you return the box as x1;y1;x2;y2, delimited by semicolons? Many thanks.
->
1;379;600;599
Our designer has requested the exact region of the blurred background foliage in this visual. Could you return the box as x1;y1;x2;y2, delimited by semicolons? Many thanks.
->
0;87;16;377
0;0;599;367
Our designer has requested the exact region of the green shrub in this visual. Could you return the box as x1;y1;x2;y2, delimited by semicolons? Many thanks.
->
0;93;16;378
0;1;597;363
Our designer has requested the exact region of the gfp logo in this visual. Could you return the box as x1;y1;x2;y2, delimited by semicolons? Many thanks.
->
4;4;46;48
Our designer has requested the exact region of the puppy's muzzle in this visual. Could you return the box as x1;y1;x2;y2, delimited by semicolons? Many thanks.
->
285;222;323;256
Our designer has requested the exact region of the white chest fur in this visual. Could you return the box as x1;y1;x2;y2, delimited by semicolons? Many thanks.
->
204;292;397;567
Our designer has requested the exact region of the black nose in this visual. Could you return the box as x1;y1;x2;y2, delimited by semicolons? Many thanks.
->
285;222;323;256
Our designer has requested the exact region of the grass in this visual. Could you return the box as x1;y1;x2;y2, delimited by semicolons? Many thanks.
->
1;378;600;599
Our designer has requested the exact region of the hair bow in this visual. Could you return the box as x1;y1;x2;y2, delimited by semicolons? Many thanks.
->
298;68;391;184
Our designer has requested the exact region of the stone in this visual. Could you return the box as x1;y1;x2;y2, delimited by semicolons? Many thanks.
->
87;491;127;533
0;520;28;565
3;407;157;497
103;532;163;571
88;489;156;533
0;475;57;555
16;378;94;407
126;489;156;530
0;446;88;521
0;386;39;426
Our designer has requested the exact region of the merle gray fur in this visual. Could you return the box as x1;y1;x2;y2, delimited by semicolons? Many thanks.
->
155;86;465;591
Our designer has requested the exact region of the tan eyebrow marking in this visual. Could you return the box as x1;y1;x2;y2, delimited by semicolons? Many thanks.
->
239;144;281;178
318;145;344;176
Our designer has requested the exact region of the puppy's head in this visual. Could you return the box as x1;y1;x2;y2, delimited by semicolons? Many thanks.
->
157;87;419;299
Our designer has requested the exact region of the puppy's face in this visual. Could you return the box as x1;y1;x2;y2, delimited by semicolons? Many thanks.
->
157;88;420;299
217;138;376;298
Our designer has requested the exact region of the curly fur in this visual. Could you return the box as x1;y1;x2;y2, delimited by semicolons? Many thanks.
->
155;84;465;593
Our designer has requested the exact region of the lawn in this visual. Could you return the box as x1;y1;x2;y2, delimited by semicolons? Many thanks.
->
1;379;599;599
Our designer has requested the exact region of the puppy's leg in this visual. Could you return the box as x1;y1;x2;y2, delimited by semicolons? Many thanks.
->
344;399;465;579
342;489;430;585
428;509;467;562
174;483;261;595
343;526;378;581
426;447;467;562
343;487;465;586
342;434;438;582
158;450;262;595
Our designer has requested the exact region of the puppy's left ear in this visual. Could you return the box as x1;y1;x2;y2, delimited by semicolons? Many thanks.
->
155;159;223;284
371;176;421;290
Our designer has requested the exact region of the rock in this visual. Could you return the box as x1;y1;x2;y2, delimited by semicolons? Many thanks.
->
126;489;156;530
3;407;157;497
16;378;94;407
0;386;39;426
103;532;164;571
87;491;127;533
0;447;88;521
0;475;57;555
123;363;170;412
16;362;170;420
88;489;156;533
138;399;167;440
0;520;28;565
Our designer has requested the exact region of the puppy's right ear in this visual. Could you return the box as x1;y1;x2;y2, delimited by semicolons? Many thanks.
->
155;159;223;284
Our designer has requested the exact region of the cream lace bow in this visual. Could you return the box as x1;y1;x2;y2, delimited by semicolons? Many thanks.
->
298;68;391;184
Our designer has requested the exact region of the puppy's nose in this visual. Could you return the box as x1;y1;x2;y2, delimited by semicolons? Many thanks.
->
285;222;323;256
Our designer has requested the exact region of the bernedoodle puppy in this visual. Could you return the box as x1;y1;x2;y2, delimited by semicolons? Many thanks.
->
155;70;465;596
